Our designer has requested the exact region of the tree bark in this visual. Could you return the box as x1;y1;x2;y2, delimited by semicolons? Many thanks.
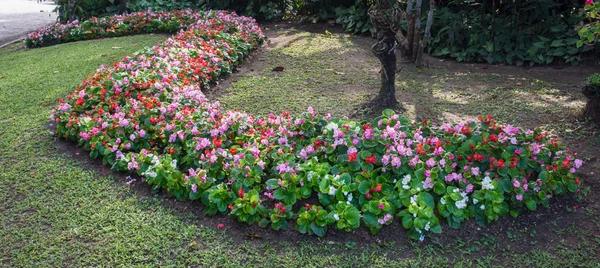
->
415;0;435;66
405;0;415;59
120;0;127;14
372;30;398;108
412;0;422;62
369;0;400;108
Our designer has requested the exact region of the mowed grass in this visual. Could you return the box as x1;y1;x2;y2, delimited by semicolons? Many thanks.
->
1;33;599;267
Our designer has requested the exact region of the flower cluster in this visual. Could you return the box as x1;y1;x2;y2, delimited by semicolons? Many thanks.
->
25;10;248;48
49;10;582;239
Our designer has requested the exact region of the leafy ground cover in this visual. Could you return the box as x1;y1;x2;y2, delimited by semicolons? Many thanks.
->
44;11;583;240
1;21;600;267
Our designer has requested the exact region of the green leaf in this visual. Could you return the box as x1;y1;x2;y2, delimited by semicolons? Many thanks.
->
433;182;446;195
310;223;326;237
358;180;371;194
525;199;537;211
430;224;442;234
273;189;286;200
266;179;280;188
510;209;519;218
418;192;435;208
382;109;395;117
567;183;577;192
345;207;361;227
401;215;413;229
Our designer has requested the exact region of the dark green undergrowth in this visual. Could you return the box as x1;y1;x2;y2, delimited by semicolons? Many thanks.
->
1;34;599;267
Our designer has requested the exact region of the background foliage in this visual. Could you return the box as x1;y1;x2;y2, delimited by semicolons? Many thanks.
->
51;0;599;65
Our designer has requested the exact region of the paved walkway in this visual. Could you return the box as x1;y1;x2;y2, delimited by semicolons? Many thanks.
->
0;0;57;47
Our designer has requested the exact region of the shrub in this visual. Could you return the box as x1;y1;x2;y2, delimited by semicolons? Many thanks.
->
577;1;600;48
41;10;582;240
586;73;600;93
427;1;591;66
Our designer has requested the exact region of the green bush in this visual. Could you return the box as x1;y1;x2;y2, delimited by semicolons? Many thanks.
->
585;73;600;98
427;1;593;66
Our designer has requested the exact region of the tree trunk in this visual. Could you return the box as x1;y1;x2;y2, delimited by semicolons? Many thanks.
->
120;0;127;14
405;0;415;59
415;0;435;66
372;30;399;108
412;0;422;62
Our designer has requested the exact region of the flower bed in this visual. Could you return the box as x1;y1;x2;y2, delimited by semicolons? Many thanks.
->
47;10;582;240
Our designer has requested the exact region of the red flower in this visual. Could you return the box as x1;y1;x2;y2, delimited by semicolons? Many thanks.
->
237;188;244;199
348;152;357;162
212;137;222;147
562;159;571;169
228;204;233;210
365;155;377;165
416;143;426;155
217;223;224;229
575;177;580;184
461;125;472;135
75;97;85;106
473;153;485;162
229;148;237;154
365;192;372;199
304;203;312;210
374;183;382;193
497;159;505;169
489;134;498;142
314;139;323;149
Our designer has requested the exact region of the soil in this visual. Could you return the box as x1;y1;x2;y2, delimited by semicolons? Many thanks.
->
51;21;600;261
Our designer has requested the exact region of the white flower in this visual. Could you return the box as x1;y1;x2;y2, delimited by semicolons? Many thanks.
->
328;186;336;196
402;174;411;185
325;122;338;132
480;204;485;210
151;155;159;165
455;199;467;209
482;176;494;190
142;169;157;178
424;221;431;231
440;197;446;205
410;195;418;206
402;184;410;190
307;171;314;182
473;198;479;204
333;214;340;221
347;193;353;202
170;160;177;168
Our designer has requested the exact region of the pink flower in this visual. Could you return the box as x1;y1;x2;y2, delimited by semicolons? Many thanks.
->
574;159;583;169
466;184;474;193
513;179;521;188
378;203;385;210
586;0;593;5
516;194;523;201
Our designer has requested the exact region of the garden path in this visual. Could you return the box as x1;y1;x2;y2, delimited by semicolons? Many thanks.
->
0;0;56;47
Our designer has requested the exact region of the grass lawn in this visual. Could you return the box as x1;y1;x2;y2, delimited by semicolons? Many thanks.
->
1;29;599;267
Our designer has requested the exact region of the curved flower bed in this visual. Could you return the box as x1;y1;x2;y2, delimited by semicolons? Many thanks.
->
46;10;582;240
